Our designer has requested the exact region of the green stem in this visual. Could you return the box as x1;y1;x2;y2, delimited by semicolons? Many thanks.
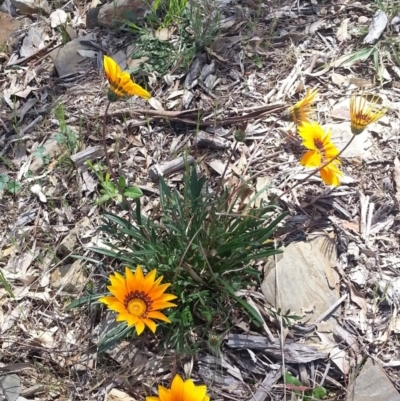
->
275;135;356;201
102;101;134;217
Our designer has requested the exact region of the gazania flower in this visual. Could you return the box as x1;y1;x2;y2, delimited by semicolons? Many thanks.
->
287;87;319;125
146;374;210;401
350;92;388;135
103;55;151;102
298;121;342;186
99;265;177;335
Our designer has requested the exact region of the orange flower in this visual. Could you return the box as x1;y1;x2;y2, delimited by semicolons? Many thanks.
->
99;266;177;335
103;55;151;102
288;88;319;125
299;122;342;186
146;375;210;401
350;92;388;135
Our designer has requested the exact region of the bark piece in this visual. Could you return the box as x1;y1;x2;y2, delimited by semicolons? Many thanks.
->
70;146;103;168
195;130;230;149
227;334;326;363
249;370;282;401
86;8;100;29
148;156;195;181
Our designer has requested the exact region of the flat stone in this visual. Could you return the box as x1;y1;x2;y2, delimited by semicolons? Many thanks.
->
0;11;20;51
97;0;151;27
49;32;97;77
30;135;64;172
59;230;77;256
10;0;51;15
108;389;137;401
352;358;400;401
20;26;47;57
261;236;340;325
50;260;86;292
0;0;17;16
0;373;21;401
326;122;372;162
58;217;90;256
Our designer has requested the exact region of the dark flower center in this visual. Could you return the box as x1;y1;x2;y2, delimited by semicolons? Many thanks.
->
124;291;153;317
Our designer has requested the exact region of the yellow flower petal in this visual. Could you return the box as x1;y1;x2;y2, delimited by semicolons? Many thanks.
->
300;150;322;168
152;300;178;310
142;318;157;333
350;92;388;135
121;80;152;99
147;375;209;401
288;88;319;125
103;55;151;101
298;121;342;186
320;163;342;186
142;269;157;293
134;319;146;335
147;310;171;322
171;375;184;399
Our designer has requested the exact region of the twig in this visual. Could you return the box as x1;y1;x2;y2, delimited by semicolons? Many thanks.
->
315;294;347;323
100;104;286;127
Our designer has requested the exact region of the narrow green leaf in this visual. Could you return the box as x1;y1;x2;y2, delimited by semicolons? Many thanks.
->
220;280;263;325
98;323;133;352
66;294;103;311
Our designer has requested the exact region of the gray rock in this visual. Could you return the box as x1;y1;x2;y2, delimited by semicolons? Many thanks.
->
327;122;373;162
363;10;388;45
20;26;47;57
112;49;127;70
97;0;151;27
261;236;340;325
10;0;51;15
49;32;97;77
0;0;18;16
30;135;63;172
0;374;21;401
50;260;86;292
59;230;77;256
352;358;400;401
